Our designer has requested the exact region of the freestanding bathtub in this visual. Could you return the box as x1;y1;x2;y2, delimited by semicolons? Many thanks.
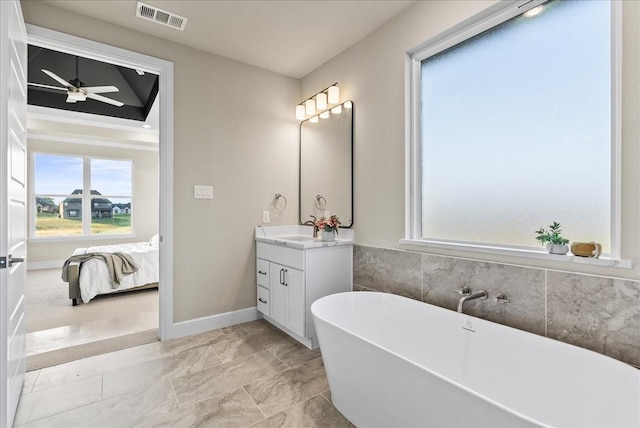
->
311;291;640;428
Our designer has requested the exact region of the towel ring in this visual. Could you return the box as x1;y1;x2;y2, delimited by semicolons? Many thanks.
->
314;195;327;210
273;193;287;210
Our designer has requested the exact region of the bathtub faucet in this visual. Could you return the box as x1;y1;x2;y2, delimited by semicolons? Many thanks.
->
457;289;488;313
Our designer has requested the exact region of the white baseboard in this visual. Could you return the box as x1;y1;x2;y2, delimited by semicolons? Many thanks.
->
168;307;260;340
27;260;65;270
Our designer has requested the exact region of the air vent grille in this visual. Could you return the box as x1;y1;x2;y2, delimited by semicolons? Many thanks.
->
136;2;188;31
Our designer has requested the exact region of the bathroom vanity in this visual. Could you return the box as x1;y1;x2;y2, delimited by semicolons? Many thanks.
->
255;225;353;348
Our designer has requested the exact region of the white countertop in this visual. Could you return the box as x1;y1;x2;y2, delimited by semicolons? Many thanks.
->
255;225;354;249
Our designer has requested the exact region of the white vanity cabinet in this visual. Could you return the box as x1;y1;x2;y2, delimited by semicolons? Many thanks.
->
255;234;353;349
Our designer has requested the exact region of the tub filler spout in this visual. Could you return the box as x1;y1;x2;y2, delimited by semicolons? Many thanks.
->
457;289;488;313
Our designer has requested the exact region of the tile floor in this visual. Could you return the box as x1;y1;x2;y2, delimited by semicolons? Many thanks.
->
15;319;354;428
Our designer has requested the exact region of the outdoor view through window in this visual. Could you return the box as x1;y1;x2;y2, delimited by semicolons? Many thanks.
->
34;154;133;237
419;0;611;252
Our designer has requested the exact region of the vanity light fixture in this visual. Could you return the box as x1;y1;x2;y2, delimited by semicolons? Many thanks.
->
320;110;330;119
344;101;352;109
331;105;342;114
310;115;319;123
295;82;339;121
328;85;339;104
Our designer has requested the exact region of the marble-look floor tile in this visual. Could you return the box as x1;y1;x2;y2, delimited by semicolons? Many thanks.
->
22;370;39;395
270;342;321;368
138;387;264;428
250;394;354;428
211;328;296;363
547;271;640;367
239;318;277;335
32;340;166;392
172;350;288;407
26;311;157;356
17;381;177;428
244;357;329;417
102;345;222;398
158;325;249;356
14;374;102;426
353;246;422;300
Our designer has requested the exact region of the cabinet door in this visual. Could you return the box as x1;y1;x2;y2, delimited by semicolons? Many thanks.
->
270;263;288;326
285;267;305;337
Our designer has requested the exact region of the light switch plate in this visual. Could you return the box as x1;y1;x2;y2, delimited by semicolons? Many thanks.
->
194;185;213;199
262;211;270;223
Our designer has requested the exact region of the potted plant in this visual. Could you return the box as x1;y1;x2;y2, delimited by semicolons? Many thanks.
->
315;215;341;242
535;222;570;255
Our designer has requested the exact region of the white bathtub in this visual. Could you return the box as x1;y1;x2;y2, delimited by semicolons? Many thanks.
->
311;291;640;428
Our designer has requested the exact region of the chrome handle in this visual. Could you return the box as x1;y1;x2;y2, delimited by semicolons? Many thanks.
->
279;269;284;285
495;294;510;304
258;270;267;275
452;287;471;296
284;269;288;286
258;298;267;304
8;255;25;267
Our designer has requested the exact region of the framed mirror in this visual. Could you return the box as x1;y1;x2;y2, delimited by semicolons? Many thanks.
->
299;101;353;227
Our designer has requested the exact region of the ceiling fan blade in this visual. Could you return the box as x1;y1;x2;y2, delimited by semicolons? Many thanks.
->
84;86;119;94
41;69;74;88
86;93;124;107
28;82;67;91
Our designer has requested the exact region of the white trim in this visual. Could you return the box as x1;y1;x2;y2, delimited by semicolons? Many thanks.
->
26;25;175;341
405;0;620;261
27;260;65;270
29;133;159;152
169;307;259;340
400;239;633;269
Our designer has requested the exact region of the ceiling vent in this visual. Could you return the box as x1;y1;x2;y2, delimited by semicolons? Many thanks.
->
136;2;188;31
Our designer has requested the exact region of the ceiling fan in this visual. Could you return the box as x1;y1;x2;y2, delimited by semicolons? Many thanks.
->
28;56;124;107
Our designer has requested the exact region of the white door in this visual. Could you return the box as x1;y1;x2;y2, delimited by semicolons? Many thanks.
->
0;0;28;426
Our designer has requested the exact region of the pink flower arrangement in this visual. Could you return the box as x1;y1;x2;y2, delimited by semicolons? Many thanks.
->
314;215;341;234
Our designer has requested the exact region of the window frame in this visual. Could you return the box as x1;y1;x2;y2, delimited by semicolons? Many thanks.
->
403;0;624;265
30;152;135;241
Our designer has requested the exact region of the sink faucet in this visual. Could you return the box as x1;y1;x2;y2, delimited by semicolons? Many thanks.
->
303;216;319;238
457;289;488;313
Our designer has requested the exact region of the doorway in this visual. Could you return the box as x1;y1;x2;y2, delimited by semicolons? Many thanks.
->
25;25;175;364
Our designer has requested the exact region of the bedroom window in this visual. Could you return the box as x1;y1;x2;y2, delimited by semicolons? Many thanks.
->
405;0;619;257
32;153;134;238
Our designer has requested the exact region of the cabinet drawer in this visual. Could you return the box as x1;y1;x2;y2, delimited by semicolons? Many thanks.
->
257;242;304;270
257;286;270;316
256;258;269;288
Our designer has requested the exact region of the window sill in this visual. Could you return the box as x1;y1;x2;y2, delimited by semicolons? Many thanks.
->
399;239;633;269
29;233;136;243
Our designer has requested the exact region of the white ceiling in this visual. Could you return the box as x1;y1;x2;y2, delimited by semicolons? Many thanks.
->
40;0;416;79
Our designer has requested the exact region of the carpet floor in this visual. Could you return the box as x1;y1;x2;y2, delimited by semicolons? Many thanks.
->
26;268;159;370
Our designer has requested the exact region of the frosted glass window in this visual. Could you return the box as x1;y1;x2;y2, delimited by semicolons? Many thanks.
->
420;0;611;252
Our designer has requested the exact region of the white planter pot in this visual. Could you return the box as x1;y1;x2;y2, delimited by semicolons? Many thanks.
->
322;230;336;242
546;243;569;255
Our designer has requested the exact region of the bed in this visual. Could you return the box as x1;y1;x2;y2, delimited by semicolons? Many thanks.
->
63;235;159;305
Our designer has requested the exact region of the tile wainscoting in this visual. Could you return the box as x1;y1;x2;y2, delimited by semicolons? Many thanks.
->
353;245;640;368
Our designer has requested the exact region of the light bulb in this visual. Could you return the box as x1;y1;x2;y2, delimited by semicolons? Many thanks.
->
320;111;330;119
331;105;342;114
316;92;327;110
296;105;305;120
328;85;339;104
305;99;316;115
310;115;319;123
523;5;543;18
344;101;352;109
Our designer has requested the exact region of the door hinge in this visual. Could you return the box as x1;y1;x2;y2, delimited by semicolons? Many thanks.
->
0;257;6;269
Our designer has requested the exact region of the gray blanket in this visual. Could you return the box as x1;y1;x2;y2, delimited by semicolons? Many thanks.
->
61;252;140;288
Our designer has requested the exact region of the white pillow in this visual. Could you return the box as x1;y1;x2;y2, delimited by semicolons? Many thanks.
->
149;234;160;247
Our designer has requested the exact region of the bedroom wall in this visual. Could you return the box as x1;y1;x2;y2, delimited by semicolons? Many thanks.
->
21;2;300;323
26;139;159;264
